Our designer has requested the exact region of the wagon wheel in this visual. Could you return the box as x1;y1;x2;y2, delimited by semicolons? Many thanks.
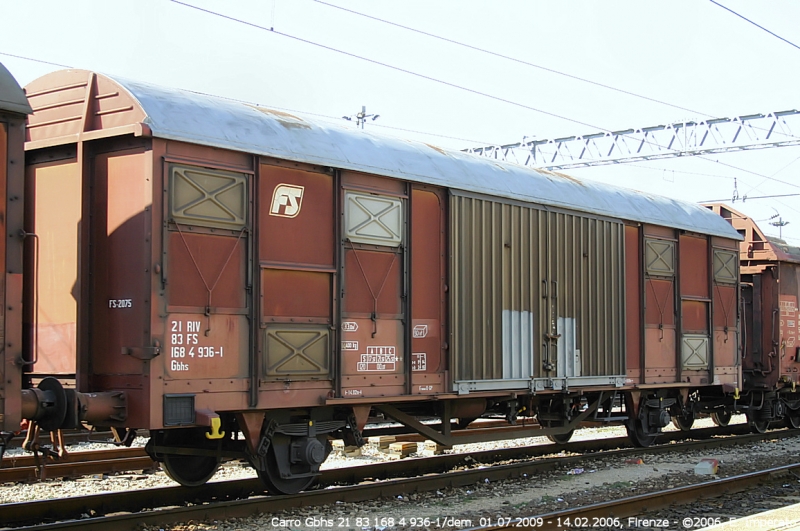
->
546;430;574;444
710;410;732;427
541;419;574;444
163;452;220;488
626;419;657;448
257;444;318;495
160;430;221;488
671;412;694;432
746;413;770;434
456;417;477;430
785;409;800;429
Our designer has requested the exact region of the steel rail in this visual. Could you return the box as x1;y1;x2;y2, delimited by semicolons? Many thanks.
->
4;429;115;449
5;427;797;530
0;447;152;482
0;454;156;483
468;463;800;530
1;447;147;468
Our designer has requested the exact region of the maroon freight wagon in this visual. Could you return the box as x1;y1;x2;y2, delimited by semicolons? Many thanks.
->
707;203;800;431
5;69;745;492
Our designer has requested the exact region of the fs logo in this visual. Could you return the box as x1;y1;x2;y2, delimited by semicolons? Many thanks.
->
270;184;304;218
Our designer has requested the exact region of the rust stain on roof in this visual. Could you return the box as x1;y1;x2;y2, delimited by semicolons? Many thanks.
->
540;168;586;186
249;105;311;130
424;143;448;155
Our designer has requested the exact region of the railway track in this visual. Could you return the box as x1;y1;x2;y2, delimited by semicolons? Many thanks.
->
4;427;797;530
0;422;750;484
469;463;800;530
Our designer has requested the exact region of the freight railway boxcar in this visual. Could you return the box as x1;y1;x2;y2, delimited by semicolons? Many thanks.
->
0;63;30;433
14;69;742;491
707;203;800;431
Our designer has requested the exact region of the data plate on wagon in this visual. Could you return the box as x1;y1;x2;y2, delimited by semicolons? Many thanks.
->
166;314;247;379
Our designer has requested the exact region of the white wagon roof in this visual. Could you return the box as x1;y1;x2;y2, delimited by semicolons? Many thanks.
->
30;70;742;240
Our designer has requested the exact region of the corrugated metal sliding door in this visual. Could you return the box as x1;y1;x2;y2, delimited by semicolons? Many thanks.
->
450;192;625;392
340;173;407;398
544;211;625;384
450;194;538;385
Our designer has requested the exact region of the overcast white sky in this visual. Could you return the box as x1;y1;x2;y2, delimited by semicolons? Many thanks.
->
3;0;800;243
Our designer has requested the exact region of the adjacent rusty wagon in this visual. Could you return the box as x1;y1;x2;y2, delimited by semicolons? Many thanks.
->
5;66;789;494
0;61;30;436
706;203;800;431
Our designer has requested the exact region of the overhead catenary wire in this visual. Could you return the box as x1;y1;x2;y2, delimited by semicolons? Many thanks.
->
623;164;738;181
741;154;800;196
313;0;800;146
600;150;800;206
699;192;800;202
695;156;800;190
773;198;800;217
169;0;606;132
0;51;72;69
313;0;710;119
708;0;800;52
306;4;800;189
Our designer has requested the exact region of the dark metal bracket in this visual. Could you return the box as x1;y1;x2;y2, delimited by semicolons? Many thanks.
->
122;346;161;360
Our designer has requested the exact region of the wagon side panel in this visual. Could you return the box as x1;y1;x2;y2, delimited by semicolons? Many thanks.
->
339;171;407;398
779;263;800;384
151;144;254;427
89;148;154;428
711;241;740;387
410;186;447;394
625;224;642;382
678;234;712;384
259;161;335;405
24;158;81;376
642;225;678;384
